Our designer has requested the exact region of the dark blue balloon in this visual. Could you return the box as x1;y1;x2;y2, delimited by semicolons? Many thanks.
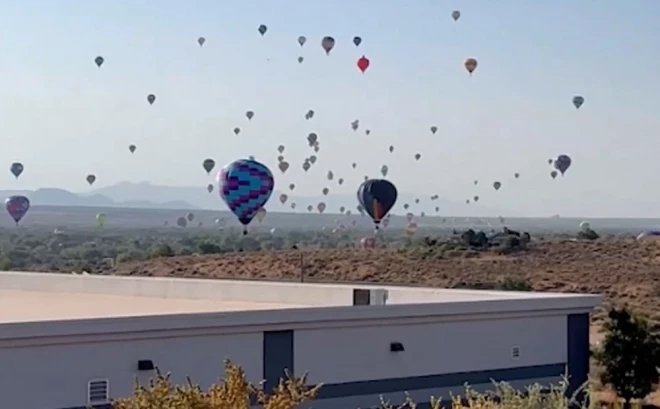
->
357;179;397;225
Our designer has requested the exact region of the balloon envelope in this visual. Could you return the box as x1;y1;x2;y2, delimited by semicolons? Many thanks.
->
218;159;275;228
357;179;398;225
10;162;24;178
5;195;30;225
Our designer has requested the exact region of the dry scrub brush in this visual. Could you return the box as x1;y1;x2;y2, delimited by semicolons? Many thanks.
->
112;359;320;409
112;362;640;409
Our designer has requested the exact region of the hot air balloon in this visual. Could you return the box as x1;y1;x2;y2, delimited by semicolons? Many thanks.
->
572;96;584;109
357;56;370;73
129;144;136;154
415;198;420;204
550;170;558;179
403;203;409;210
464;58;478;75
352;163;357;169
414;153;421;161
361;237;376;249
258;24;268;36
298;36;307;47
307;132;318;145
207;184;214;193
430;126;438;135
202;159;215;175
327;171;334;180
353;36;362;47
380;165;388;177
246;110;254;120
579;221;591;232
186;212;195;222
198;37;206;47
365;129;371;136
305;110;315;120
256;208;267;223
218;159;274;234
289;183;295;191
351;120;359;131
86;174;96;186
277;145;285;154
322;187;329;196
389;145;394;153
474;180;478;185
5;195;29;225
452;10;461;21
301;161;310;172
338;178;344;185
340;206;346;214
10;162;23;179
317;202;326;214
96;213;107;227
406;212;414;223
473;195;479;202
176;216;187;228
554;154;572;175
309;155;317;164
514;172;520;179
405;222;418;236
233;127;241;135
147;94;156;105
291;203;296;209
493;181;502;191
279;194;288;204
321;36;335;55
357;179;398;228
94;56;104;67
307;205;313;212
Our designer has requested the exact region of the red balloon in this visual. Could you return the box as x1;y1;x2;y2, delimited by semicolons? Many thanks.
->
357;55;370;73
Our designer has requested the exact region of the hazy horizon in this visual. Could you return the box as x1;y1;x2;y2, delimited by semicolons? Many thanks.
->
0;1;658;218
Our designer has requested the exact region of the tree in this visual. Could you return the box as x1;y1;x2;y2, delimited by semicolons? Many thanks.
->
596;307;660;408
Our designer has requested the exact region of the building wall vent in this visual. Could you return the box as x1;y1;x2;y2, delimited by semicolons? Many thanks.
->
88;378;110;404
370;289;389;305
511;346;521;359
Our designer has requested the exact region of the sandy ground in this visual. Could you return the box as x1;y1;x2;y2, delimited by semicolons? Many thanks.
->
107;238;660;405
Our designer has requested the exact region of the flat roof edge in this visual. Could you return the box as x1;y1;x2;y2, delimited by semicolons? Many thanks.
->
0;294;601;342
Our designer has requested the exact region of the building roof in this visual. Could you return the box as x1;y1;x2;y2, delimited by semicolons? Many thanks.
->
0;271;601;342
0;289;307;324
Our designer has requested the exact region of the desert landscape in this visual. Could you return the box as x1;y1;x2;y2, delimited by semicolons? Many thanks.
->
109;237;660;324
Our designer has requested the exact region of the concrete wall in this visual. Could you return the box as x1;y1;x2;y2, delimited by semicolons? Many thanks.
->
0;271;597;307
295;315;566;384
0;312;590;409
0;330;263;409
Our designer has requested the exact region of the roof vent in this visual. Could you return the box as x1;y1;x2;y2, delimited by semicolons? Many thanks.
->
352;288;389;306
88;379;110;404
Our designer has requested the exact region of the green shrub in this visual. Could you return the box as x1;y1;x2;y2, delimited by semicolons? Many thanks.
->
595;307;660;408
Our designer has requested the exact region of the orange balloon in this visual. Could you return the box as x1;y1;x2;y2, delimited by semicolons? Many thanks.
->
464;58;478;75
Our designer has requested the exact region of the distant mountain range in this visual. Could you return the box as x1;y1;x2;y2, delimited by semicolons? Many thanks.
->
0;181;506;216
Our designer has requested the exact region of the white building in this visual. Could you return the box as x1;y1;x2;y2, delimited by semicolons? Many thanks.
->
0;271;600;409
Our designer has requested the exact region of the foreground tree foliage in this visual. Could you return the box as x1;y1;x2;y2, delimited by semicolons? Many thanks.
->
112;360;321;409
595;307;660;409
112;361;600;409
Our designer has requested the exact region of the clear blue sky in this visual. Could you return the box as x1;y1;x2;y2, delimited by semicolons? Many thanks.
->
0;0;658;217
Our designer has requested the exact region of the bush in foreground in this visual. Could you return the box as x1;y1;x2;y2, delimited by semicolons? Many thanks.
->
112;360;608;409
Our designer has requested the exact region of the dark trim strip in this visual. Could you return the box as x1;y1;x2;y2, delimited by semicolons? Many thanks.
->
263;329;294;393
57;363;564;409
566;313;589;396
316;363;566;400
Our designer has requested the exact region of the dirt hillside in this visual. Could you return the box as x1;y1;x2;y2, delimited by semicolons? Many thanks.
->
109;238;660;322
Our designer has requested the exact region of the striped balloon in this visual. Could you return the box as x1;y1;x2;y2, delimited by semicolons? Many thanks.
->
218;159;274;233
